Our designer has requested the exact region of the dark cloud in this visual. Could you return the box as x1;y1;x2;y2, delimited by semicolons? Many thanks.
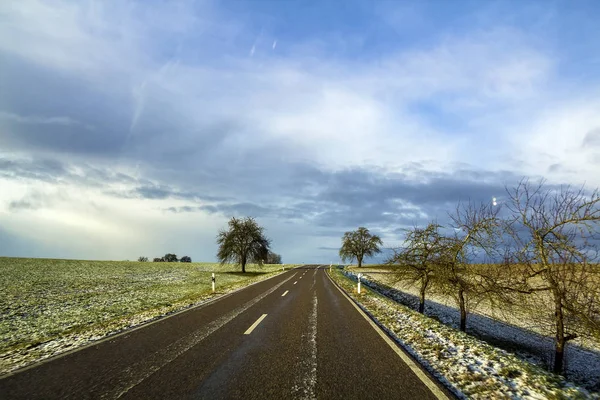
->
164;203;297;219
112;185;230;202
298;167;520;230
0;158;68;183
548;163;562;173
7;191;60;212
0;59;132;156
0;57;247;168
318;167;515;206
0;157;145;189
582;128;600;148
135;185;172;200
8;199;40;211
153;164;524;234
1;151;523;230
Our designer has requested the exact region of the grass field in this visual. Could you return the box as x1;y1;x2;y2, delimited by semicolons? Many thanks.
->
0;257;293;374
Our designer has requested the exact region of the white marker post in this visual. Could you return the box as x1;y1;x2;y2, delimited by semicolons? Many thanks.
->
282;264;285;271
329;262;332;272
357;273;362;294
212;273;215;293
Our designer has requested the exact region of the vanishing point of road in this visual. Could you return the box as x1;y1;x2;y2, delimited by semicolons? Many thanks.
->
0;266;454;399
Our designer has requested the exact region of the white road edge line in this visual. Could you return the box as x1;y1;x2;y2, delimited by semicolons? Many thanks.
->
282;290;289;297
244;314;268;335
325;272;450;400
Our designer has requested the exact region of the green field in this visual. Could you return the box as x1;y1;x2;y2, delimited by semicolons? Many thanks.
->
0;257;292;374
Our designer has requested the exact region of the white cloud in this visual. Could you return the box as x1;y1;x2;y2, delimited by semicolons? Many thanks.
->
1;1;600;261
507;98;600;187
0;2;558;172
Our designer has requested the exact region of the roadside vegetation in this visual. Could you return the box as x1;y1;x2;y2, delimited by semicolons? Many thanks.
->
0;257;293;375
340;179;600;391
329;268;598;399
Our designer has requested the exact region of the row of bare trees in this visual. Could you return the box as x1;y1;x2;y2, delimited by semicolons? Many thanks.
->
388;179;600;374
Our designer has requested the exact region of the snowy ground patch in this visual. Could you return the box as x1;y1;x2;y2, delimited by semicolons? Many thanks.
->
331;269;598;399
356;270;600;392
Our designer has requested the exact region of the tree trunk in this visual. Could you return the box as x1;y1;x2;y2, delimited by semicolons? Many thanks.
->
553;291;565;374
419;277;429;314
357;256;363;268
458;288;467;332
241;255;247;273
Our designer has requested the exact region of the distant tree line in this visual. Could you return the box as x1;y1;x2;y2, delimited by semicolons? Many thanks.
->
341;179;600;375
266;251;282;264
138;254;192;263
136;217;284;277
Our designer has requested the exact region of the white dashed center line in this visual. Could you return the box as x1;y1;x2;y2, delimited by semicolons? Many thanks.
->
244;314;268;335
282;290;289;297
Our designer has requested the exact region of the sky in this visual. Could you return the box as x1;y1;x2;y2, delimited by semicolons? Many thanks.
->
1;0;600;264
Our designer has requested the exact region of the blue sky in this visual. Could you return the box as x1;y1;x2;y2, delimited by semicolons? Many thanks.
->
1;0;600;263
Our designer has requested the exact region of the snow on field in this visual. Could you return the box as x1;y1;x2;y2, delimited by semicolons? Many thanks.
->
333;270;599;399
357;271;600;392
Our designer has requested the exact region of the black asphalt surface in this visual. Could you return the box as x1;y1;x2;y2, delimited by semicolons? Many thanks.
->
0;266;452;399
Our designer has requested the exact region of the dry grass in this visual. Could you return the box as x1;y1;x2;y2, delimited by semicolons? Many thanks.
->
349;263;600;351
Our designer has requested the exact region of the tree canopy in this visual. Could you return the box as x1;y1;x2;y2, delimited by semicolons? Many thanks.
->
163;253;178;262
217;217;271;273
339;227;383;268
266;251;282;264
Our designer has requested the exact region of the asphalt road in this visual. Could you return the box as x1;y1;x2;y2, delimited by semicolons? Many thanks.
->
1;266;453;399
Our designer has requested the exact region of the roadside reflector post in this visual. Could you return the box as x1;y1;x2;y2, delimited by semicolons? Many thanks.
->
330;262;332;272
282;264;285;271
212;273;215;293
357;273;362;294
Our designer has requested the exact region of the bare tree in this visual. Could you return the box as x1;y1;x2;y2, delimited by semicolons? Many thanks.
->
388;222;445;314
438;201;501;332
217;217;271;273
339;227;383;268
505;179;600;374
